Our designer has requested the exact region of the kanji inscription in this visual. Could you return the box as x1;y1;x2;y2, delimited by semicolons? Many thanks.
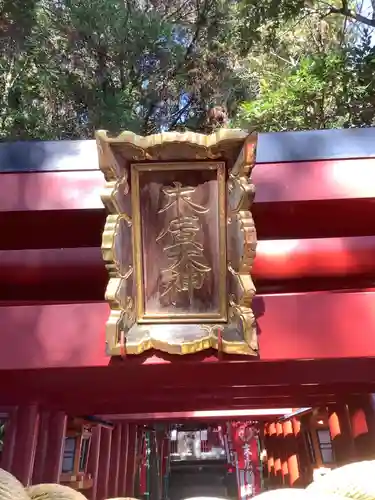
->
96;129;258;355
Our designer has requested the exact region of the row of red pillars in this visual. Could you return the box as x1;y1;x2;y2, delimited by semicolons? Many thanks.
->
0;405;138;500
264;397;375;488
88;421;137;500
264;418;302;488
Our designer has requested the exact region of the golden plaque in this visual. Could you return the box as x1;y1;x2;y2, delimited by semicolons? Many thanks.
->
96;129;257;356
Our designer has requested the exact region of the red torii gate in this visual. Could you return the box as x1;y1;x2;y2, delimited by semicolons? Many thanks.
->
0;127;375;496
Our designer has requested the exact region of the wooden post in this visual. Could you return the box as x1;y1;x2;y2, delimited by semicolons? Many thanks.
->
125;424;138;497
292;417;310;487
327;404;355;465
160;433;170;500
96;426;112;500
348;395;375;460
276;422;287;485
11;405;39;485
87;426;101;500
157;431;164;496
282;420;300;487
118;423;129;496
269;422;282;486
43;412;67;483
32;411;50;484
264;424;275;486
0;408;18;473
108;424;121;498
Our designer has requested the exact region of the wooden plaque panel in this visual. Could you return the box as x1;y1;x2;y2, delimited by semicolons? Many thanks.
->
132;162;226;322
96;129;258;356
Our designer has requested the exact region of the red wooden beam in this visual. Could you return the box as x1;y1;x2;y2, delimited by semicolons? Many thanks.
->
0;361;373;414
38;396;337;416
253;198;375;240
53;395;338;414
98;382;375;402
0;396;336;416
0;290;374;370
0;359;375;408
112;381;375;398
1;198;374;252
0;209;104;250
254;236;375;279
1;236;374;300
1;159;373;213
1;161;374;249
0;359;373;393
0;170;103;212
103;409;294;423
252;158;375;202
0;384;370;415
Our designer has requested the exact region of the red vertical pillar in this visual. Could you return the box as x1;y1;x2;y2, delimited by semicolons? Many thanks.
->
43;412;67;483
0;408;18;473
292;417;311;486
125;424;138;497
327;404;354;465
276;422;287;485
252;429;261;495
269;423;281;486
87;426;102;500
108;424;122;498
348;395;375;460
118;423;129;497
158;433;164;496
11;405;40;486
32;411;50;484
264;424;275;485
282;420;300;487
160;433;169;500
96;426;112;500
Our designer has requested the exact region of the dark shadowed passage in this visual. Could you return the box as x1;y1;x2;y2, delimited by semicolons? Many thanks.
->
169;461;229;500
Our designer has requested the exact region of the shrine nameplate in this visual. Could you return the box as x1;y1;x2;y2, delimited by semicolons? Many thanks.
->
96;129;258;356
131;162;226;323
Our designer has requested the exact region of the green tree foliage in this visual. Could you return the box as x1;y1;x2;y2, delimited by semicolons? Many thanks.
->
237;1;375;131
0;0;260;138
238;41;375;131
0;0;374;138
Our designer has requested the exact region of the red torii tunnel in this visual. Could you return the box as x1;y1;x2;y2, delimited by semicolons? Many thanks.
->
0;127;375;497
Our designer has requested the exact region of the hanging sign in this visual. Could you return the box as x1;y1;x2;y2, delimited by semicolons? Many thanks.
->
96;129;258;356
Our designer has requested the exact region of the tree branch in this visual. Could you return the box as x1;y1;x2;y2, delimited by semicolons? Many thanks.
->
168;95;196;130
142;102;156;135
327;4;375;27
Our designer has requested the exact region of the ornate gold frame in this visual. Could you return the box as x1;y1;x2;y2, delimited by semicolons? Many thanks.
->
96;129;258;356
131;161;227;323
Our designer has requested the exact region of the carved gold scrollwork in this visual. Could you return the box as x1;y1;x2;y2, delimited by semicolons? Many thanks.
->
101;176;130;215
101;209;135;353
96;129;248;164
225;137;258;355
96;129;258;356
96;133;124;181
